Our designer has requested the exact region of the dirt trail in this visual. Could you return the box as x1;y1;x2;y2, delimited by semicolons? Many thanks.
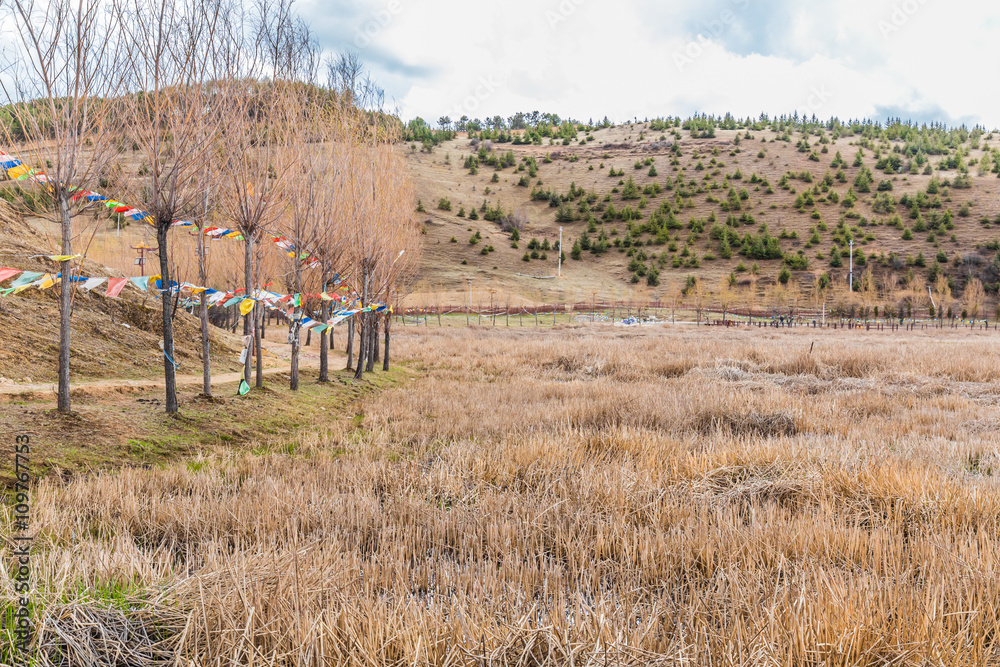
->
0;341;328;398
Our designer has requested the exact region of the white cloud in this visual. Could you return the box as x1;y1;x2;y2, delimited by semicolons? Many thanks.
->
297;0;1000;127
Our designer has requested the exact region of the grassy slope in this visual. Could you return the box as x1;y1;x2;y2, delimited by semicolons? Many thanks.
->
0;362;410;485
0;198;248;383
404;123;1000;308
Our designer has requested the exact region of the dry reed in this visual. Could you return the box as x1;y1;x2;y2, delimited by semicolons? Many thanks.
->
4;325;1000;665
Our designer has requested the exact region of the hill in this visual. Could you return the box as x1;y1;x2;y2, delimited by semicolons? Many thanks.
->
403;118;1000;318
0;198;244;384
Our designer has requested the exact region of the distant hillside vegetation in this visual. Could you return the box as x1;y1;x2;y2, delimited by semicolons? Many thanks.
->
403;114;1000;318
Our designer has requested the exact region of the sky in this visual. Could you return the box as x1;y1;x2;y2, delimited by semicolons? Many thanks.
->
299;0;1000;129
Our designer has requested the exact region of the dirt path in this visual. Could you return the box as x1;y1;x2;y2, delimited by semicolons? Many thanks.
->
0;340;329;398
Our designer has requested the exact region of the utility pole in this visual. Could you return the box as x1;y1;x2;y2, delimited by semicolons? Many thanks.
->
849;239;854;293
558;226;563;277
131;242;158;277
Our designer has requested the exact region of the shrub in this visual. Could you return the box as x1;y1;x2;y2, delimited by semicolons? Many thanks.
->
438;197;452;211
621;177;641;200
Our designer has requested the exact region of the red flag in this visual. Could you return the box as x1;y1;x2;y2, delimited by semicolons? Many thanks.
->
0;267;20;283
105;277;128;298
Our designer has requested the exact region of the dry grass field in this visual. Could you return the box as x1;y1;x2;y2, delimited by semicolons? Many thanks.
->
5;324;1000;665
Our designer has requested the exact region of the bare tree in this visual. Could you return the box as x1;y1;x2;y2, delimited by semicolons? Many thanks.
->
283;98;349;390
113;0;222;413
216;1;303;388
326;51;363;105
0;0;122;412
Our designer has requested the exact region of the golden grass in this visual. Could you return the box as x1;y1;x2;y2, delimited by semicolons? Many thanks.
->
5;325;1000;664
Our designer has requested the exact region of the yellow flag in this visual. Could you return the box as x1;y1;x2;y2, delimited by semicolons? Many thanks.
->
239;298;255;316
37;274;55;290
47;254;80;262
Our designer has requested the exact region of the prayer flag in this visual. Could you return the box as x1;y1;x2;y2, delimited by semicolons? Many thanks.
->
105;277;128;298
6;165;29;179
10;271;43;288
0;267;20;283
239;298;255;316
81;277;106;292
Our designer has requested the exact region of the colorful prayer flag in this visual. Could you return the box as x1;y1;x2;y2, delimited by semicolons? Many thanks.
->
81;277;106;292
105;277;128;298
10;271;43;288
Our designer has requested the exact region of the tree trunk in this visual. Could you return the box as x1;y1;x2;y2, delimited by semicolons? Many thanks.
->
197;233;211;397
346;318;354;370
382;311;391;371
367;313;378;372
199;289;211;397
157;223;178;414
254;245;264;391
243;237;253;385
290;257;303;391
255;302;263;388
354;266;370;381
57;193;73;413
353;314;365;380
290;321;301;390
319;270;330;382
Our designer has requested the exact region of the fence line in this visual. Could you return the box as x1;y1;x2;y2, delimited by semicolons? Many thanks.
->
395;303;1000;332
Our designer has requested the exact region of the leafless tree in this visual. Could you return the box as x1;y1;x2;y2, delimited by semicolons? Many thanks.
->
0;0;123;412
113;0;222;413
216;0;303;388
283;98;349;389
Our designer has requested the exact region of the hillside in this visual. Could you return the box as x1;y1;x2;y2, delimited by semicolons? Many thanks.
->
0;199;244;384
404;120;1000;316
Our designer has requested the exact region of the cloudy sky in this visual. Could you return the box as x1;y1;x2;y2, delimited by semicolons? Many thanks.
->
298;0;1000;129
